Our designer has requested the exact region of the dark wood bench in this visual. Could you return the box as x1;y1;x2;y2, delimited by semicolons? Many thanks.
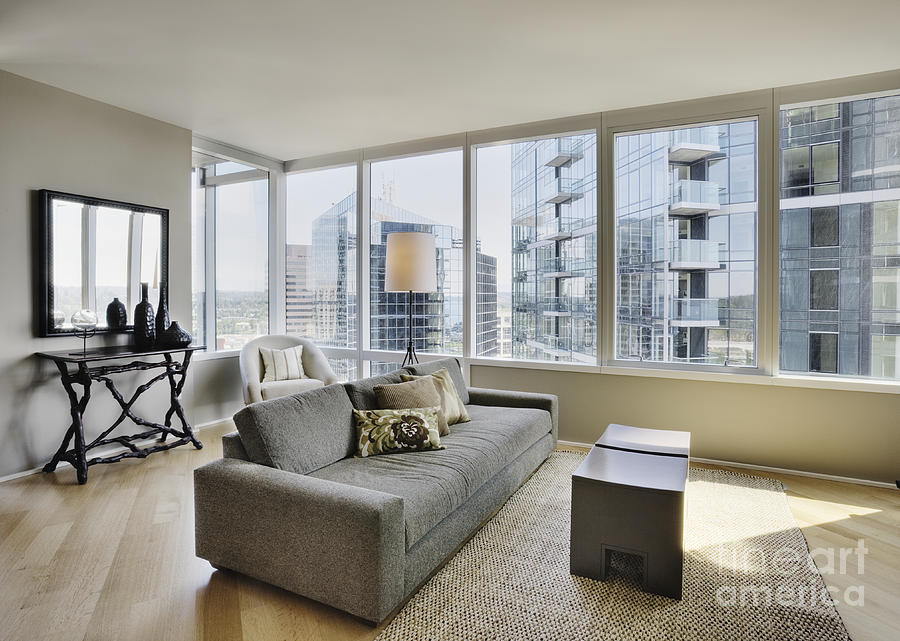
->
570;424;690;599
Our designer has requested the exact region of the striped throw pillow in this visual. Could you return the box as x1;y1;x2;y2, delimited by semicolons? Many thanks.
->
259;345;306;382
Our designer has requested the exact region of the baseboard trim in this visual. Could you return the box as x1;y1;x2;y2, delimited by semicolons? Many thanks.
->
556;439;895;489
0;419;229;485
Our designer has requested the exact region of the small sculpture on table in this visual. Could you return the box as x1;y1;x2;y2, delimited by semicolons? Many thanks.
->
133;282;156;351
106;297;127;330
71;309;98;356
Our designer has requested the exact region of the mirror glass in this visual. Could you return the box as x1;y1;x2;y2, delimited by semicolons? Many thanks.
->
41;191;167;334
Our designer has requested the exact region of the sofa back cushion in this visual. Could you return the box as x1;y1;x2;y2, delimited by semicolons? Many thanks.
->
343;369;406;409
402;357;469;404
232;383;355;474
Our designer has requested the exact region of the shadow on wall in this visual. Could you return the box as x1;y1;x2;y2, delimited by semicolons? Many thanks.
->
1;356;58;472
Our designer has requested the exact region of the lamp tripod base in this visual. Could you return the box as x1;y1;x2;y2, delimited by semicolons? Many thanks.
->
401;341;418;367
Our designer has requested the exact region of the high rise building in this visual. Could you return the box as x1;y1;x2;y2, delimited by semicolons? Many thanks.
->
614;121;758;365
309;194;498;361
510;135;598;363
779;95;900;377
284;244;315;337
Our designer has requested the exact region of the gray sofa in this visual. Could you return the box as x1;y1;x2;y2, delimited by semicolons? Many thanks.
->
193;357;558;623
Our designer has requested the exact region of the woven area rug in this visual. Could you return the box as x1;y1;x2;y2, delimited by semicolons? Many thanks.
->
376;451;850;641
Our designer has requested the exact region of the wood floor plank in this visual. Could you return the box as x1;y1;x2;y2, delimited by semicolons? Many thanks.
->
0;423;896;641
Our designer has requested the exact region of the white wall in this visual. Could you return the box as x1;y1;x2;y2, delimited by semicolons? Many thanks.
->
0;70;243;478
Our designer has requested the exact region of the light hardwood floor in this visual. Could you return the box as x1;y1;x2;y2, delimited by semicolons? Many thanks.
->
1;424;897;641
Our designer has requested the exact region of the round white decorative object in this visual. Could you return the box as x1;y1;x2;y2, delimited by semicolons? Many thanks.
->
71;309;98;331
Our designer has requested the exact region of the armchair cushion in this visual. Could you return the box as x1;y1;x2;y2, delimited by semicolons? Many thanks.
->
260;344;305;382
260;378;324;400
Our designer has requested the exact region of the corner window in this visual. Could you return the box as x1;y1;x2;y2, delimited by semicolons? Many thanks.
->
191;151;269;351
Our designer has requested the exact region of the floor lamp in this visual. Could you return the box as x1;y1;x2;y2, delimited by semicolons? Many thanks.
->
385;232;437;366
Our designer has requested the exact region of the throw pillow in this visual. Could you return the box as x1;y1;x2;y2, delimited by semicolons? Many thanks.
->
374;378;449;435
353;407;444;457
400;368;470;425
259;345;305;382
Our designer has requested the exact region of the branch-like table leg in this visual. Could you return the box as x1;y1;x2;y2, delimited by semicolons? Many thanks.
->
42;361;91;484
163;352;201;449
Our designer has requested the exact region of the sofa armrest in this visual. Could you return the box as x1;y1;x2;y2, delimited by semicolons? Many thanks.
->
194;458;405;622
467;387;558;442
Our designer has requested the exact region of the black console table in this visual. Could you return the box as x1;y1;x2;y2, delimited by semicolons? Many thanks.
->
35;345;205;484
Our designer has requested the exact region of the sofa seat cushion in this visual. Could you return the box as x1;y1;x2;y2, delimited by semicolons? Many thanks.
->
260;377;324;400
308;404;551;549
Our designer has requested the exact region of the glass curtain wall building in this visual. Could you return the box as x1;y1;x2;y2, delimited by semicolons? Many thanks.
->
510;134;597;363
291;192;498;377
369;198;498;357
780;93;900;378
615;120;758;365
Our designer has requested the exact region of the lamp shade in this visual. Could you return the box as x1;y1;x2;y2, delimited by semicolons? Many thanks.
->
385;232;437;292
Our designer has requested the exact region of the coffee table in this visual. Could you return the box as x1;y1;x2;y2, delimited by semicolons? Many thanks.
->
570;424;690;599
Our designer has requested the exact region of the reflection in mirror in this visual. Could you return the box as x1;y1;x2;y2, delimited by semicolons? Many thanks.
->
40;191;168;335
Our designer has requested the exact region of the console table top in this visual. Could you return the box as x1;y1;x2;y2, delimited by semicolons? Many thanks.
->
35;344;206;364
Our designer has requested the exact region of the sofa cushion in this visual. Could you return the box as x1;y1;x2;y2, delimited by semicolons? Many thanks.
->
353;407;445;457
233;383;355;474
402;357;469;404
308;403;552;549
260;377;324;400
374;377;449;435
344;369;405;409
400;369;469;426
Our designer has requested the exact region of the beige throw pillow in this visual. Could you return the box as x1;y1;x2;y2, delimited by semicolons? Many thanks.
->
400;368;470;425
374;377;449;435
259;345;305;382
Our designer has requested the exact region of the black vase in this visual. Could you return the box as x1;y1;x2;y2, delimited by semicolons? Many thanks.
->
134;283;156;350
156;282;170;338
106;297;127;330
161;321;192;348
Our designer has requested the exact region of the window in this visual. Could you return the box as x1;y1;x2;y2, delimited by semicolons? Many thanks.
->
810;207;839;247
192;152;269;351
614;119;758;366
809;332;838;373
286;166;357;348
779;92;900;378
810;269;839;310
369;150;464;355
474;133;597;363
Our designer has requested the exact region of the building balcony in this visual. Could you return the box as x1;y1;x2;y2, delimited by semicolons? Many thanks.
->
540;177;583;204
668;239;725;270
669;179;721;215
669;297;720;327
538;138;584;168
513;269;529;283
668;126;720;163
536;217;574;242
542;296;592;316
541;256;572;278
526;336;572;354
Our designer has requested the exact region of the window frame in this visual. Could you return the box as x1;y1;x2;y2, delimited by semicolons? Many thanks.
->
192;136;284;357
601;92;774;376
226;70;900;393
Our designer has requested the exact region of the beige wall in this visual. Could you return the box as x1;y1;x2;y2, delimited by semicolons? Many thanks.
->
0;70;240;478
470;365;899;484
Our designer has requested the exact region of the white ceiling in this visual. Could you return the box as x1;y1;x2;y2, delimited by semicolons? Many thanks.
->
1;0;899;161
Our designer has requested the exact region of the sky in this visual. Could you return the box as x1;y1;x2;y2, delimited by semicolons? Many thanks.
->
285;146;514;293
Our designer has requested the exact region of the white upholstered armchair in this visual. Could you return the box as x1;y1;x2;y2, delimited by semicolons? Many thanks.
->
239;335;339;404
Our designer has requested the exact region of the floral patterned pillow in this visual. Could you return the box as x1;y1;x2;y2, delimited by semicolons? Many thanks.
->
353;407;445;458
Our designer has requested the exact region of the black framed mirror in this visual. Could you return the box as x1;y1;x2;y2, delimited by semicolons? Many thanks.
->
36;189;169;337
